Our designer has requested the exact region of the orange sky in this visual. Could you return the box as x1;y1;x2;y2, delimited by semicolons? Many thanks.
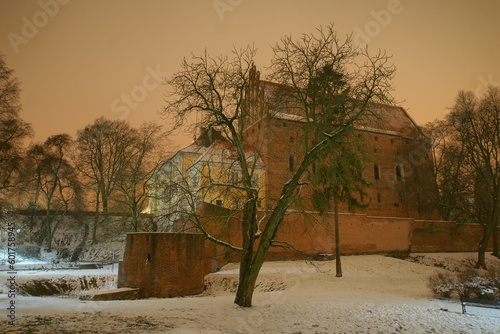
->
1;0;499;147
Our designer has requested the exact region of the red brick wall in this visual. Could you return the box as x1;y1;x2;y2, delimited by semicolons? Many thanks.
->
198;211;496;265
262;213;412;260
410;220;499;252
118;233;205;298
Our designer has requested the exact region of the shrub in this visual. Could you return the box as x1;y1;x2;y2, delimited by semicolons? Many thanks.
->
429;267;500;300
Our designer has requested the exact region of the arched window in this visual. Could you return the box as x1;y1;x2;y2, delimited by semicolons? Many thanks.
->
396;165;402;182
374;164;380;180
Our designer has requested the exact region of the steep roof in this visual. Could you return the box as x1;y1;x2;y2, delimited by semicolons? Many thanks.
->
246;65;424;138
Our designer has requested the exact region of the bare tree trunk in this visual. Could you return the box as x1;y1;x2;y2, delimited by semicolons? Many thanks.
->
334;194;342;277
132;207;139;232
234;201;257;307
71;222;89;262
234;254;259;307
478;205;500;267
493;225;500;258
92;193;100;244
477;220;494;269
45;219;54;252
44;206;53;252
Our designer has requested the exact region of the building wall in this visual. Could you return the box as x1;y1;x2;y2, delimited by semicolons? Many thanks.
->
410;220;498;252
194;206;498;267
118;232;205;298
241;68;440;221
266;213;412;260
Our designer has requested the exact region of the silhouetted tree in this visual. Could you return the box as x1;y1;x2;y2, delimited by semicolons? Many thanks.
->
428;87;500;267
161;24;395;307
76;117;136;243
447;87;500;267
115;122;172;231
422;120;468;222
24;134;82;251
0;54;32;207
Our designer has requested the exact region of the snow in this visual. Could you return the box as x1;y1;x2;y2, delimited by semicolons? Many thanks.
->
1;253;500;333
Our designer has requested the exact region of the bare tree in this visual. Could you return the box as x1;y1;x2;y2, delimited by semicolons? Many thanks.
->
161;24;395;307
115;122;172;231
76;117;136;243
24;134;82;251
446;87;500;268
421;120;468;222
0;54;32;206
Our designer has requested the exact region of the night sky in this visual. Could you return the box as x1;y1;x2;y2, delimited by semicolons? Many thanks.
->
1;0;499;146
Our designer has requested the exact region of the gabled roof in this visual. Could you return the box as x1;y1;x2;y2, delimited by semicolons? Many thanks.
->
246;64;425;138
360;103;424;137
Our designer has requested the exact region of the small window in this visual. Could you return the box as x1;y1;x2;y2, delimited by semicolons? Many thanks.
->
374;164;380;180
390;138;395;143
377;193;381;203
289;155;295;171
215;199;223;207
290;136;294;142
396;166;402;182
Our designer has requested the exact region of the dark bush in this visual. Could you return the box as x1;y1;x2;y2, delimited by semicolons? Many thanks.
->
429;267;500;301
16;245;41;259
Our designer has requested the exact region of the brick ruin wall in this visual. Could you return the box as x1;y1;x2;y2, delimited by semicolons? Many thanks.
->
118;233;205;298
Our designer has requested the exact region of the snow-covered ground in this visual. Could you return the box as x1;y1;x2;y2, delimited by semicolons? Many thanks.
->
1;253;500;333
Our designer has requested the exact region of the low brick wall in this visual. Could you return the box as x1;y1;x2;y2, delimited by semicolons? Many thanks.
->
410;220;499;252
264;213;412;260
118;233;205;298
